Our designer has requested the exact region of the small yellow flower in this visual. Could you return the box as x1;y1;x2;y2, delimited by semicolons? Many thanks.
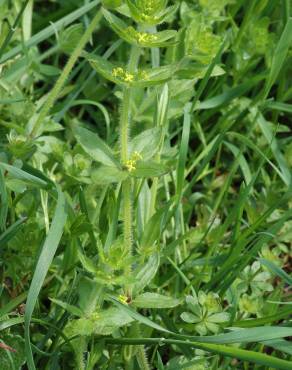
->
124;72;134;83
118;295;129;305
125;160;136;172
140;71;149;80
112;67;124;77
132;151;143;161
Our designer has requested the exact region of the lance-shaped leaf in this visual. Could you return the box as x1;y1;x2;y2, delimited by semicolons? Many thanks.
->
86;54;174;87
132;292;182;308
130;161;169;178
102;8;177;47
73;125;120;168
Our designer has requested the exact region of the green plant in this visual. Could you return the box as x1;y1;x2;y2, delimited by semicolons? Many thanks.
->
0;1;292;369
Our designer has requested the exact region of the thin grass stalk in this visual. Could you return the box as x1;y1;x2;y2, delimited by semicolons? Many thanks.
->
30;9;102;137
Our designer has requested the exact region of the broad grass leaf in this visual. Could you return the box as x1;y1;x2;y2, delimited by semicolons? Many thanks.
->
133;293;181;309
25;186;67;370
263;18;292;99
259;258;292;286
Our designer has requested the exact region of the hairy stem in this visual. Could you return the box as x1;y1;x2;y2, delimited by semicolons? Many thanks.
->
120;88;132;275
30;9;102;137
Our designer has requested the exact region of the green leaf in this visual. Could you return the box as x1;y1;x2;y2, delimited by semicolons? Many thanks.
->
259;258;292;286
59;23;85;54
130;161;169;178
109;296;171;334
25;186;68;370
73;125;120;167
126;0;178;25
87;54;174;87
176;104;191;202
91;165;128;184
263;18;292;99
0;218;26;249
50;298;84;317
65;307;134;337
0;0;101;64
0;162;48;188
132;253;160;295
0;169;8;230
0;334;26;370
130;127;162;160
133;293;181;309
102;8;177;47
102;0;122;8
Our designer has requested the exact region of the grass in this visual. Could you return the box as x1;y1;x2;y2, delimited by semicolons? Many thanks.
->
0;0;291;369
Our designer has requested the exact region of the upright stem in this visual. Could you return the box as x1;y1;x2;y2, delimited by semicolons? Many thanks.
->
120;88;132;273
120;88;131;164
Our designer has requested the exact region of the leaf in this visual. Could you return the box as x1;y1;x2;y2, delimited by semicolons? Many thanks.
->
129;128;162;160
73;125;120;167
0;0;101;64
25;186;68;370
109;296;171;334
181;312;199;323
91;165;128;184
259;258;292;286
126;0;178;26
59;23;85;54
0;169;8;230
49;298;84;317
0;334;26;370
0;218;27;249
0;162;48;188
132;253;160;295
87;54;174;87
176;103;191;201
102;8;177;47
130;161;169;178
133;293;181;309
65;307;134;337
263;18;292;99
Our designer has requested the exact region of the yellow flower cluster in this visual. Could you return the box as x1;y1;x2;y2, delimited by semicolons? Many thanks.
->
126;27;158;44
125;151;143;172
112;67;149;83
143;0;155;14
112;67;134;83
118;295;129;305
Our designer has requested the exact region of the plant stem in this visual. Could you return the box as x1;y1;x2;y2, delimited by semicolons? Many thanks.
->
30;9;102;137
120;87;132;274
120;88;131;164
